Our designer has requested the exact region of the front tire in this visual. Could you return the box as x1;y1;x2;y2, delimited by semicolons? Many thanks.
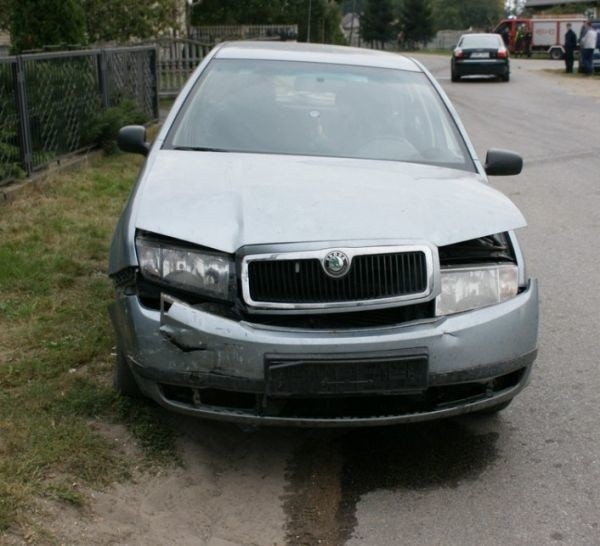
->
113;347;143;398
549;48;563;60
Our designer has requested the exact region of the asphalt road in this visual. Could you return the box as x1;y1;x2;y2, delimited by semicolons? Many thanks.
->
69;56;600;546
339;55;600;546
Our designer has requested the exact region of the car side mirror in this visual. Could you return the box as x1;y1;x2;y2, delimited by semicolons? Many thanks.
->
118;125;150;156
484;149;523;176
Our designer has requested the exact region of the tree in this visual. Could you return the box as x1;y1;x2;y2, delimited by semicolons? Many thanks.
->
399;0;433;48
339;0;367;16
361;0;395;49
191;0;345;44
191;0;286;26
321;0;346;44
7;0;178;50
0;0;11;31
10;0;87;52
429;0;504;32
82;0;179;43
294;0;345;43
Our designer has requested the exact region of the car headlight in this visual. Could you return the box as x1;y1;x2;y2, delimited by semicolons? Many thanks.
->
135;235;234;301
435;264;518;316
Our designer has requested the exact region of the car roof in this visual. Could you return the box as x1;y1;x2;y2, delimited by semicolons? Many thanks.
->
460;33;502;39
214;41;422;72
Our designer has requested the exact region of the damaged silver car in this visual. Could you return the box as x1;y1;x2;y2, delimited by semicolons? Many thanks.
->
109;42;538;426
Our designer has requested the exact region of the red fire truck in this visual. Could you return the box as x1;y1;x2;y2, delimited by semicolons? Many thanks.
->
493;16;587;59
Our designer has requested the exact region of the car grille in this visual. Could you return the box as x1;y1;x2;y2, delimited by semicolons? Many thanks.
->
247;250;429;305
245;301;434;329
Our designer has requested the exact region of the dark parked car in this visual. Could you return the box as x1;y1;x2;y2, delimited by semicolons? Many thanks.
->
452;33;510;82
110;42;538;427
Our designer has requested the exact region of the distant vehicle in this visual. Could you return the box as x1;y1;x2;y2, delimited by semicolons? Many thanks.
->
451;33;510;82
494;16;587;59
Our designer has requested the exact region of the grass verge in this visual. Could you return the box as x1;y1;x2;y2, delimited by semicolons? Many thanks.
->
0;153;177;541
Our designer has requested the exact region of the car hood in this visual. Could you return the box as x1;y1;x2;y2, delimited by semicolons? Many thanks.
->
134;151;526;253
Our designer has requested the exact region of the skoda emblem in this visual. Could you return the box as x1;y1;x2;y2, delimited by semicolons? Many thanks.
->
323;250;350;278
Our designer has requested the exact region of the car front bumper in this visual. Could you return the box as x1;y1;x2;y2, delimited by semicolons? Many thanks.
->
109;279;538;427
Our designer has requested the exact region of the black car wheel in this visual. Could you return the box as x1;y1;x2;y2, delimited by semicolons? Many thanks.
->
550;48;563;60
451;69;460;82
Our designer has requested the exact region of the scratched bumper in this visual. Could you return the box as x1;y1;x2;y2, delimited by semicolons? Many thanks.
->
109;279;538;426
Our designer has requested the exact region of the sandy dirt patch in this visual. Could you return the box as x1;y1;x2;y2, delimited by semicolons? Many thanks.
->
9;420;293;546
550;74;600;101
516;58;600;102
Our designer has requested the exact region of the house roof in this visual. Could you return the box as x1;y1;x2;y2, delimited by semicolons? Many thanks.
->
526;0;593;7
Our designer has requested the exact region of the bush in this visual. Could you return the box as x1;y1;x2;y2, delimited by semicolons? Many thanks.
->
83;100;147;154
0;126;25;182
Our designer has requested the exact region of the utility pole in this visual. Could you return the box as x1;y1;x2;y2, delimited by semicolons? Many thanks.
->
186;0;202;38
307;0;312;42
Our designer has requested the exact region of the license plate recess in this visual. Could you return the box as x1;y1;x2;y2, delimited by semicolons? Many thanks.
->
265;349;428;396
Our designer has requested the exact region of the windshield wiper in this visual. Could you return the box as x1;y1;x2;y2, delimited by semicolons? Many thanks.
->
172;145;230;152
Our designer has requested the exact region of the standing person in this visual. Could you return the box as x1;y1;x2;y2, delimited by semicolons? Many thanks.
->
564;23;577;73
515;25;524;56
578;21;588;72
580;21;598;75
524;29;533;58
501;26;510;48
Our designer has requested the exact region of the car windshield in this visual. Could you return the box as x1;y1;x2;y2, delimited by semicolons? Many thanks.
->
460;35;501;49
166;59;474;171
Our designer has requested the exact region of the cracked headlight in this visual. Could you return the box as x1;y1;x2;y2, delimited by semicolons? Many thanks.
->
435;264;518;317
135;235;234;301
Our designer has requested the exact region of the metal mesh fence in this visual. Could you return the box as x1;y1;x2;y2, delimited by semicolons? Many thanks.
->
23;51;101;171
0;58;23;182
105;47;157;118
190;24;298;42
0;46;157;186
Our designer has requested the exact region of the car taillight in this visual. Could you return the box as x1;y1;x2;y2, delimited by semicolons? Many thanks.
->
454;49;464;58
497;48;508;58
